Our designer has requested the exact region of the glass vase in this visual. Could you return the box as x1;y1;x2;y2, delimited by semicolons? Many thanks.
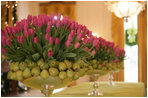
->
108;71;114;86
41;84;54;97
88;73;103;96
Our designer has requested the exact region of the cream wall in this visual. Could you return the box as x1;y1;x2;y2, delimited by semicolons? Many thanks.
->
17;1;39;21
17;1;112;84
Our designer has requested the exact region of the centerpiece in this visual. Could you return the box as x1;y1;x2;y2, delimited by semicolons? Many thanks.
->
1;13;125;97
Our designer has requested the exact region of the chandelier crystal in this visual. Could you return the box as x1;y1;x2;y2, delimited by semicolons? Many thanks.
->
106;1;146;18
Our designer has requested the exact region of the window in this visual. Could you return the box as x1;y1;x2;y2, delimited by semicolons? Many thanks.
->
124;15;138;82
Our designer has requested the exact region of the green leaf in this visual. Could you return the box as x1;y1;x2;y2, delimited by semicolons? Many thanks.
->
62;53;77;58
32;53;40;61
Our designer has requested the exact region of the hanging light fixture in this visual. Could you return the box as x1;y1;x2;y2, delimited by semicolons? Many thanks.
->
106;1;146;18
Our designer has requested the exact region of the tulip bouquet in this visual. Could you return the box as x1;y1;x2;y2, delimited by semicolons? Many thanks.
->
1;13;125;93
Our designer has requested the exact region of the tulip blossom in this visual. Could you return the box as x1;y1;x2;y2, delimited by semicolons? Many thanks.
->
27;15;32;22
68;34;73;41
56;21;61;28
33;16;38;26
102;63;106;66
28;29;35;35
24;30;29;38
74;42;80;49
85;47;89;51
77;33;83;40
66;40;71;47
114;59;119;63
46;26;51;33
17;36;24;43
92;50;96;55
2;48;6;54
107;49;110;53
55;37;60;45
49;37;53;44
6;38;11;46
93;38;99;47
33;37;38;44
48;50;53;57
45;33;49;40
38;18;43;28
82;36;89;44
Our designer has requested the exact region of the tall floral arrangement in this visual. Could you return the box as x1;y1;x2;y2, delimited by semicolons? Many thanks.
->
1;14;125;82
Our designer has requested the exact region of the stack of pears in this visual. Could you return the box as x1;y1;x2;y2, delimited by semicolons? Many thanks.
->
7;59;87;81
7;58;123;81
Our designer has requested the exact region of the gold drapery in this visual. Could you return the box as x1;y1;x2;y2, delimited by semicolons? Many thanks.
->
39;1;76;20
138;4;147;87
111;13;124;81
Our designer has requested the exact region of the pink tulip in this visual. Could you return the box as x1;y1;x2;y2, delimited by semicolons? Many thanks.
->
47;21;52;27
33;16;38;26
74;42;80;49
56;21;61;28
12;27;17;34
93;38;99;47
27;14;32;22
24;30;29;37
49;37;53;44
102;63;105;66
55;37;60;45
107;49;110;53
2;48;6;54
92;50;96;55
24;24;29;30
52;19;56;25
83;36;89;44
114;59;119;63
6;38;11;46
48;50;53;57
85;47;89;51
70;22;75;29
38;18;43;28
68;34;73;41
66;40;71;47
46;26;51;33
77;28;81;34
77;33;83;40
17;36;24;43
33;37;38;44
28;29;35;35
104;46;107;50
45;33;49;40
70;30;75;36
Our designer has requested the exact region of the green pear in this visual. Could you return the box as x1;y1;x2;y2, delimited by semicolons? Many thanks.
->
19;62;27;71
102;67;107;70
79;68;85;77
76;59;84;67
25;59;31;64
73;63;80;70
16;70;23;81
40;70;49;79
7;71;13;79
9;62;15;71
40;63;49;70
58;62;67;71
88;66;93;70
11;62;19;71
28;61;37;69
23;68;31;78
64;60;72;69
67;69;74;78
98;64;102;69
37;58;44;66
11;72;17;80
73;72;80;80
93;64;97;69
49;68;59;76
31;67;40;76
48;60;58;68
59;71;67;80
92;59;97;64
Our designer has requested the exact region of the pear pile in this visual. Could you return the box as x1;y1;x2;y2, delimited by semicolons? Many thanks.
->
7;58;123;81
7;59;88;81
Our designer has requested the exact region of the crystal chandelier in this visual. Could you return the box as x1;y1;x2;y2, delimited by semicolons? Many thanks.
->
106;1;146;18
